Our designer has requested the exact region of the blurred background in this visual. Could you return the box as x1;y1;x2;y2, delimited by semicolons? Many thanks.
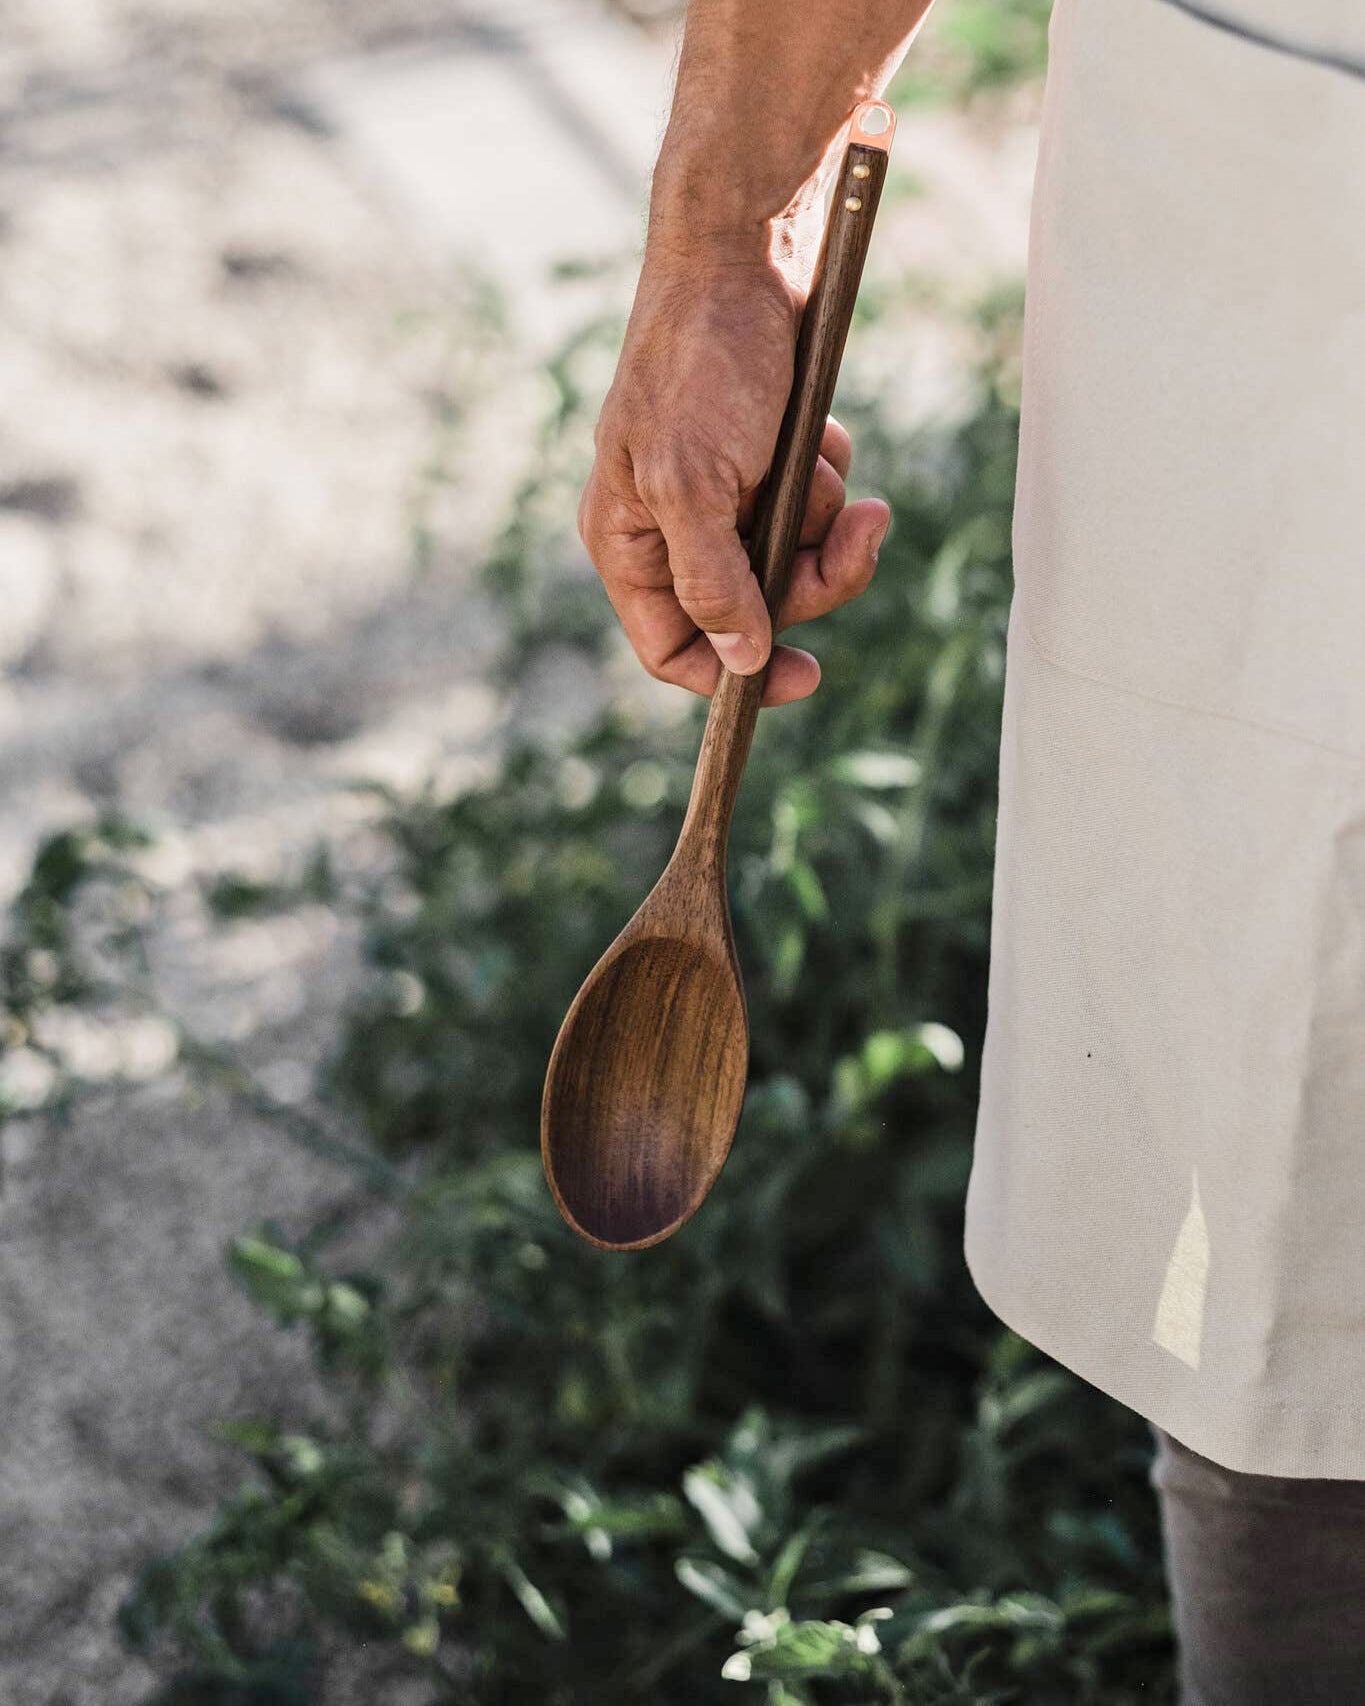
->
0;3;1176;1702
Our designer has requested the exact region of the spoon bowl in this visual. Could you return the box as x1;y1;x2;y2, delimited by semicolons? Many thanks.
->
542;916;748;1249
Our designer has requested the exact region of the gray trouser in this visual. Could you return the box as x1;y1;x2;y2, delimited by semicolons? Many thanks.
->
1149;1425;1365;1704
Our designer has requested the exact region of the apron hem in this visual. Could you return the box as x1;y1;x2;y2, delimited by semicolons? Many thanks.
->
963;1223;1365;1482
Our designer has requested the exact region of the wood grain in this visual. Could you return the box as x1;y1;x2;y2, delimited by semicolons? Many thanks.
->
542;130;891;1252
680;140;890;872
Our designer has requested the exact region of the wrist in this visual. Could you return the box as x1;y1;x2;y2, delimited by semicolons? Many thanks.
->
653;87;846;227
645;130;837;288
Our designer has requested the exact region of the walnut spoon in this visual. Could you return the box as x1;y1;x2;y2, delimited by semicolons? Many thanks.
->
542;100;895;1250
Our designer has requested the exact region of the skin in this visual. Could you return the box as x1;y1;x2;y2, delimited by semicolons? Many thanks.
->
579;0;938;706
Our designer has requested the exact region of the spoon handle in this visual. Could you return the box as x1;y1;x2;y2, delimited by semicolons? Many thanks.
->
678;100;895;868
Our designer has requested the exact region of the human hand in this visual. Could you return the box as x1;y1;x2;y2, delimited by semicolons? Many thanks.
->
578;250;890;707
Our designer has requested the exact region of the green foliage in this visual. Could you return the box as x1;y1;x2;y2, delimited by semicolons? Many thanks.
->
894;0;1052;105
203;847;337;921
1;16;1175;1697
1;814;152;1018
97;305;1174;1702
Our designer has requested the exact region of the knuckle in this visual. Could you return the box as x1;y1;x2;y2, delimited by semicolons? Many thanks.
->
576;485;599;551
637;645;671;683
634;437;728;519
579;434;640;542
576;483;633;575
672;576;742;629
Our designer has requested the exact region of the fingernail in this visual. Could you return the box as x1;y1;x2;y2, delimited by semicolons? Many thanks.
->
871;513;892;562
710;632;760;674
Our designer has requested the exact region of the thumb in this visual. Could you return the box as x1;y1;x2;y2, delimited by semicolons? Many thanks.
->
635;443;773;673
670;521;772;675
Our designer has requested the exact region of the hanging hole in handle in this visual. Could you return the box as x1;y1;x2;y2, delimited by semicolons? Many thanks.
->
850;100;895;151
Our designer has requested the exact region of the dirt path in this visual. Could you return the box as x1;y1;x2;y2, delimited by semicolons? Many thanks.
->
0;6;556;1697
0;3;1035;1697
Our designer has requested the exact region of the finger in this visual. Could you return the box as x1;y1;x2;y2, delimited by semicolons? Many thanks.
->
607;581;726;695
671;524;771;673
583;456;798;695
637;456;772;674
637;629;821;704
737;443;849;542
820;416;852;481
594;543;696;671
581;462;704;685
797;455;847;548
761;646;821;705
775;498;890;631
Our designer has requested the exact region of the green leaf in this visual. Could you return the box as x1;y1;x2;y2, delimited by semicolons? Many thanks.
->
499;1557;566;1641
727;1619;872;1682
683;1465;762;1564
676;1557;749;1622
832;750;923;790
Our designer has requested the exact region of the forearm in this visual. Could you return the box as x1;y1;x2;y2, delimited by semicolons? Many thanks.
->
649;0;935;270
583;0;912;696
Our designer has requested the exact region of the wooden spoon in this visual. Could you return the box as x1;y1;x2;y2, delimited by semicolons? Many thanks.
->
542;100;896;1251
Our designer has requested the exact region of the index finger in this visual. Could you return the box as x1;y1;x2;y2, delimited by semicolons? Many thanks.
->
737;417;852;534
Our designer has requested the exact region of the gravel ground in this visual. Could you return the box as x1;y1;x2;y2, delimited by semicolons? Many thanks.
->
0;2;1036;1696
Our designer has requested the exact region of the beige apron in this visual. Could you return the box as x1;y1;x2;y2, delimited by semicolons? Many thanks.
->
965;0;1365;1477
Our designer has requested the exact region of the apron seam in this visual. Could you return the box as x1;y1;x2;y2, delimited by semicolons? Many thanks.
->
1152;0;1365;83
1011;605;1365;769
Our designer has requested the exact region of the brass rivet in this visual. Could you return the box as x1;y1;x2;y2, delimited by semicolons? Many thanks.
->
852;163;871;179
844;196;863;212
